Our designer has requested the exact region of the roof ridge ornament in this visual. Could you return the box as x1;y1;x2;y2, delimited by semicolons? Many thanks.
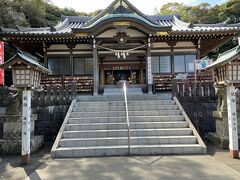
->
50;25;56;32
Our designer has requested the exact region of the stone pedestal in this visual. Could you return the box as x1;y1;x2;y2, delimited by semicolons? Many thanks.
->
209;87;240;149
0;95;43;155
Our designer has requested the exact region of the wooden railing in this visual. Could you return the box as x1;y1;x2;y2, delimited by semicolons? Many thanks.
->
0;83;77;107
41;75;93;93
172;79;215;97
154;73;213;91
32;82;77;107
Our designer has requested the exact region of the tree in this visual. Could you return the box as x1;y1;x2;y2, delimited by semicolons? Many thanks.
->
155;1;240;58
157;3;189;21
0;0;29;28
20;0;47;27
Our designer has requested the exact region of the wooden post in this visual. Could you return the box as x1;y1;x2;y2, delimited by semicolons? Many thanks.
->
100;60;104;86
172;79;177;97
226;85;239;158
140;58;144;84
21;89;31;164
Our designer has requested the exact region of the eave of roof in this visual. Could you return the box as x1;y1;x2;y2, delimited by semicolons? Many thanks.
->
206;45;240;69
1;51;51;74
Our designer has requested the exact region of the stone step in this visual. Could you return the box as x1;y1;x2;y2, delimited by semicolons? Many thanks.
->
59;136;197;147
76;95;172;102
103;88;143;96
52;144;204;158
72;105;178;112
65;122;188;131
62;128;193;138
75;100;175;107
70;110;181;118
68;115;185;124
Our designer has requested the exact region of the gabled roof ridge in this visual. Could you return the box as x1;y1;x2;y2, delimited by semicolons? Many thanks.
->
148;14;180;21
15;26;50;32
194;19;230;27
83;0;118;27
61;15;92;22
84;0;157;28
0;27;18;32
173;15;193;28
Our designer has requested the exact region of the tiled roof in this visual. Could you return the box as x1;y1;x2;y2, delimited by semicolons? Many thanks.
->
1;14;239;36
206;45;240;69
1;51;51;73
1;0;240;36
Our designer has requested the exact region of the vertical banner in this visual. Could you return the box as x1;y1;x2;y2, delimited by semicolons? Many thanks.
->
0;42;4;86
147;57;153;84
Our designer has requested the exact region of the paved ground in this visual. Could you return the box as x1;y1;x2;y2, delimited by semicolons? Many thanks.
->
1;143;240;180
0;143;51;180
27;154;240;180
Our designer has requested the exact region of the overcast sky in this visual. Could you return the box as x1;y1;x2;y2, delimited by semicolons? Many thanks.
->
50;0;227;15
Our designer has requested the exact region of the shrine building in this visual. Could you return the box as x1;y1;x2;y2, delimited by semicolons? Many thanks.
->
1;0;240;94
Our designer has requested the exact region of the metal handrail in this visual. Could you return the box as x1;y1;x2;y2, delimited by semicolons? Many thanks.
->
123;82;130;155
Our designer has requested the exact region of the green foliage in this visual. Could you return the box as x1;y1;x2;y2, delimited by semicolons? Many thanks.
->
155;0;240;58
21;0;47;27
0;0;100;28
0;0;29;28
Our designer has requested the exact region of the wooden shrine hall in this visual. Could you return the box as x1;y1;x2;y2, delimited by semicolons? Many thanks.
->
1;0;240;94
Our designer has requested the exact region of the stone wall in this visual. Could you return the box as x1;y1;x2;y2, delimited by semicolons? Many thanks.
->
178;96;218;138
0;107;6;139
32;105;69;142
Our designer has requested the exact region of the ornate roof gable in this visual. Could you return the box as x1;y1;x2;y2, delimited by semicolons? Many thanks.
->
83;0;158;28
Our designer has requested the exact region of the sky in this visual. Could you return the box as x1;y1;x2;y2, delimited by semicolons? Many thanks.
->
50;0;227;15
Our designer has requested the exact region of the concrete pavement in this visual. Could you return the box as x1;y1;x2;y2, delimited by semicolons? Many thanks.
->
26;154;240;180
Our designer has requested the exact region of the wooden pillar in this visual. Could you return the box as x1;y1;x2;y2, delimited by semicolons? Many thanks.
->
93;39;99;96
140;57;144;84
146;38;153;94
21;89;31;164
43;42;48;69
100;59;104;86
69;45;74;76
226;85;239;158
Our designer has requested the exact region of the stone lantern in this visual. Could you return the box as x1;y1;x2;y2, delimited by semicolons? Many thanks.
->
0;50;51;164
1;51;50;89
206;45;240;158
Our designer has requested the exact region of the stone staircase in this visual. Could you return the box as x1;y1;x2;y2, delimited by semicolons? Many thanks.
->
51;95;206;158
103;88;143;95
